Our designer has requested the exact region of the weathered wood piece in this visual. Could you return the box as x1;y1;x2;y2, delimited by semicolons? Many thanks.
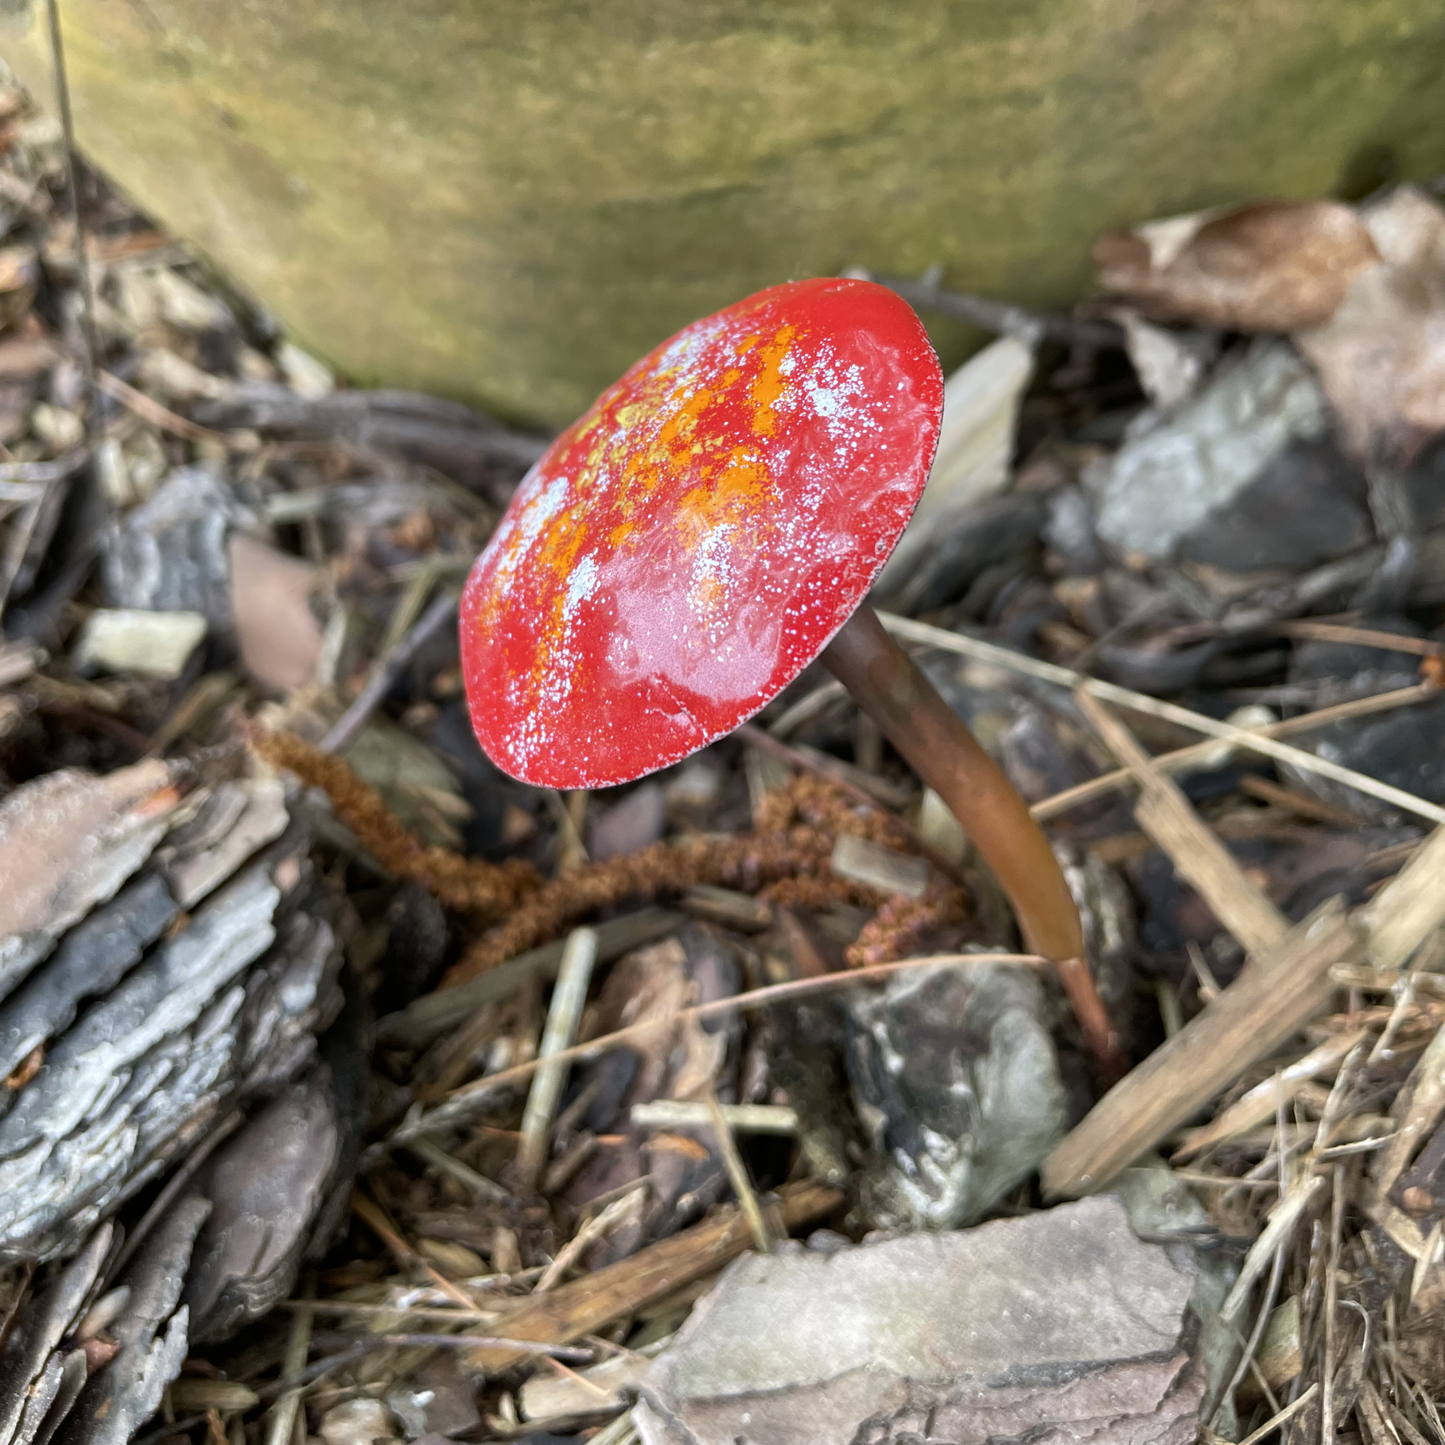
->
464;1180;842;1372
1041;900;1360;1198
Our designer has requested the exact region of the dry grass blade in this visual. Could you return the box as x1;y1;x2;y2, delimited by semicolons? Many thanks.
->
534;1184;647;1293
515;926;597;1191
706;1085;774;1253
1031;682;1438;821
1041;900;1360;1197
262;1281;313;1445
1219;1174;1327;1323
1235;1384;1319;1445
1074;688;1288;957
879;613;1445;825
1173;1029;1368;1161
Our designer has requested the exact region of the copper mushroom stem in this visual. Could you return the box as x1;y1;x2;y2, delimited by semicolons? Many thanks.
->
823;604;1126;1082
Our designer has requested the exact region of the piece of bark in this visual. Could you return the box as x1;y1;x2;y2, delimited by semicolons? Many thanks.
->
55;1197;210;1445
0;1227;110;1445
635;1195;1201;1445
153;777;290;910
185;981;368;1343
465;1180;842;1372
1075;689;1288;957
101;465;248;632
183;1075;339;1342
0;761;184;994
0;838;345;1262
0;875;178;1082
0;865;282;1160
15;1349;85;1445
1041;898;1360;1198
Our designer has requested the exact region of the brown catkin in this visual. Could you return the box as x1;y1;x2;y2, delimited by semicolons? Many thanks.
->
442;774;969;987
251;730;541;915
254;730;971;987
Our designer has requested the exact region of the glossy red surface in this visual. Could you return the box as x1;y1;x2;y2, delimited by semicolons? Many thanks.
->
461;277;944;787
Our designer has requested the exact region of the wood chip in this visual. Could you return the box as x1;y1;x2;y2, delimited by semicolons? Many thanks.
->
462;1180;841;1372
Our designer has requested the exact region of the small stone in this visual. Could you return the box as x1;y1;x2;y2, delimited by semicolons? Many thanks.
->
30;399;83;451
320;1398;399;1445
1091;339;1326;563
845;962;1067;1229
73;608;206;679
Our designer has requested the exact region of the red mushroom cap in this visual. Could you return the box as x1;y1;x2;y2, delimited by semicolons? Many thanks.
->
461;277;944;788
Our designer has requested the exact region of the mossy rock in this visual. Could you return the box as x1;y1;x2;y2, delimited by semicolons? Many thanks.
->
3;1;1444;428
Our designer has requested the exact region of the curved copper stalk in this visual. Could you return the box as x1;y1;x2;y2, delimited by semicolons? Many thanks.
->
823;604;1126;1082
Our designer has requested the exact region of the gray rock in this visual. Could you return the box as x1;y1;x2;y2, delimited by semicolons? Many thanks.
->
844;962;1067;1230
1176;437;1372;573
635;1195;1202;1445
1092;340;1326;563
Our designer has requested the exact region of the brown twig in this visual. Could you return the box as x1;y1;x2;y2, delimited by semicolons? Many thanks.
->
1275;619;1445;659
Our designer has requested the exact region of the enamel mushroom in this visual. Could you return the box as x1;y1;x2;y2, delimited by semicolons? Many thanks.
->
461;277;1122;1078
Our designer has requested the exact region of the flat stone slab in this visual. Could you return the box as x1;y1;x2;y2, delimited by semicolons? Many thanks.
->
636;1195;1202;1445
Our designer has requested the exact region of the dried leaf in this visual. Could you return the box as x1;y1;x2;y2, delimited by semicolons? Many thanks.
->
1297;186;1445;458
1095;200;1378;332
227;533;323;692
